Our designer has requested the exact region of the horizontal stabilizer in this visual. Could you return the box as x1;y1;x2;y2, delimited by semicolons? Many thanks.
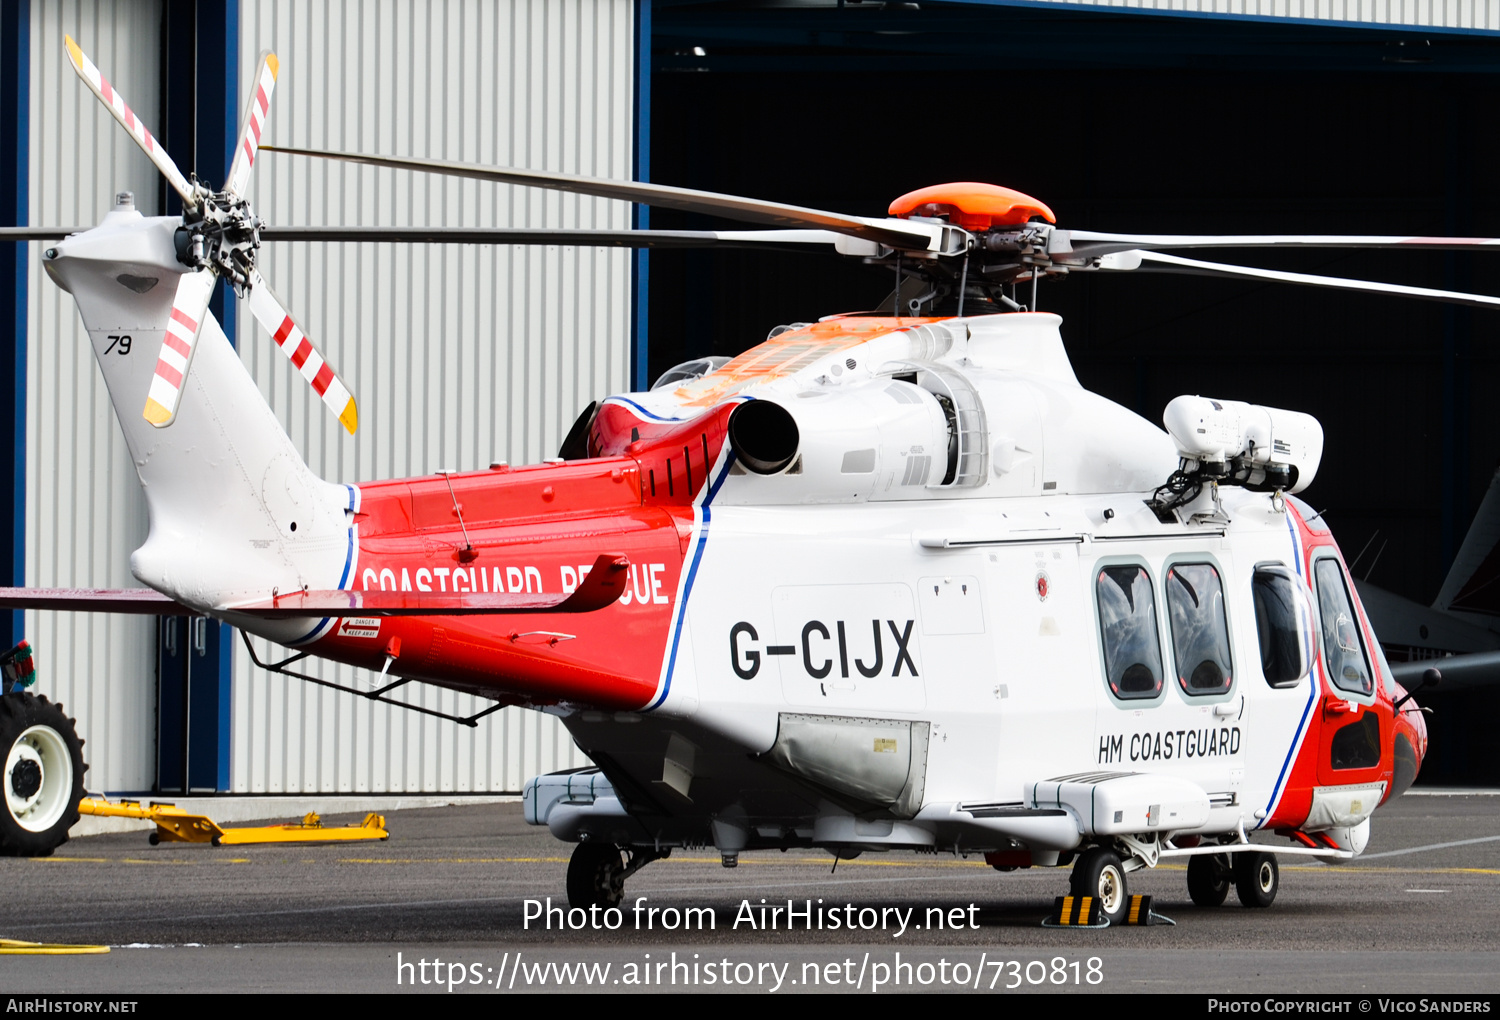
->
224;554;631;618
0;588;196;615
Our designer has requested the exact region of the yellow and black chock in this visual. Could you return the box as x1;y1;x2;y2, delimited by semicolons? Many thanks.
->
1042;894;1176;928
1122;895;1175;927
1042;895;1109;928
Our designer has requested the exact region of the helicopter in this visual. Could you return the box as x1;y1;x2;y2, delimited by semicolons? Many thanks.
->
2;36;1491;925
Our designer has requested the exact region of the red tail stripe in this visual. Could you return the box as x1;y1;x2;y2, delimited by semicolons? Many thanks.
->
249;116;262;144
273;316;295;345
123;107;135;131
100;77;113;102
290;338;313;368
311;362;334;395
243;138;255;164
163;333;192;359
170;307;198;331
156;361;184;389
256;84;269;115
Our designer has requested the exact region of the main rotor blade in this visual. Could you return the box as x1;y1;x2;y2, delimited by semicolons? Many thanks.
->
259;226;846;250
1068;229;1500;259
260;144;938;251
245;270;358;434
65;36;196;208
225;52;279;197
0;227;84;241
1105;250;1500;311
143;270;216;427
0;226;848;250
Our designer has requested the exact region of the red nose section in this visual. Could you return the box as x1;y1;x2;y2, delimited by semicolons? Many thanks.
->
1390;681;1429;800
888;182;1056;229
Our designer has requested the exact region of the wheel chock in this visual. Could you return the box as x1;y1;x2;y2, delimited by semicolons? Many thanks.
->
0;938;108;955
78;798;389;846
1041;895;1109;928
1121;894;1175;926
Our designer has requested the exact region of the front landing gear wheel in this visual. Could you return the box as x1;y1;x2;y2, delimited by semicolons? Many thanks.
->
1233;851;1278;908
1187;854;1230;907
1070;847;1128;925
0;693;86;857
567;842;625;909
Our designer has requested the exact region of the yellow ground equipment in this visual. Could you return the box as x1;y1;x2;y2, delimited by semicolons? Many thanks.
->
77;798;388;846
0;938;108;955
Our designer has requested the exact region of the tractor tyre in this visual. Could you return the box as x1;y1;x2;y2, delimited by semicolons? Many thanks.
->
0;693;86;857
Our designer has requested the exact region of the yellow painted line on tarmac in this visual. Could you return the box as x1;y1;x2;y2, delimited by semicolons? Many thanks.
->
338;857;572;865
1285;865;1500;875
35;852;1500;876
332;854;992;869
36;857;252;865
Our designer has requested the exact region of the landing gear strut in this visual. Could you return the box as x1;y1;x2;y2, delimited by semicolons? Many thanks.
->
566;842;670;909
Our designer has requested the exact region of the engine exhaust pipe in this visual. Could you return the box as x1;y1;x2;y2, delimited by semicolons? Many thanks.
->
727;400;799;475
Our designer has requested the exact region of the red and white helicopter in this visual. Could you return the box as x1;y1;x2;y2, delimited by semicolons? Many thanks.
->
3;37;1489;924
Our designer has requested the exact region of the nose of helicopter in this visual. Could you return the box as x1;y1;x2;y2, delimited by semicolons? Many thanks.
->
1390;682;1430;800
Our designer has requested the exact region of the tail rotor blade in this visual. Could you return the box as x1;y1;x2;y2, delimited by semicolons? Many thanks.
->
144;271;216;427
64;35;196;207
225;53;279;197
245;271;358;434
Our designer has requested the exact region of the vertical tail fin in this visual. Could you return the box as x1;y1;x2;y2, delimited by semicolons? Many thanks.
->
1434;466;1500;626
43;199;354;643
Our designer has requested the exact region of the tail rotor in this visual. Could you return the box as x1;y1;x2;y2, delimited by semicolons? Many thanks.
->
64;36;357;435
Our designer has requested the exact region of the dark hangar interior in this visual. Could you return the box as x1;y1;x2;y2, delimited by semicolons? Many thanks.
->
643;0;1500;783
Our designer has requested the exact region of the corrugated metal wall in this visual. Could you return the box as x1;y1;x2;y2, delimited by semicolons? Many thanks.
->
26;0;163;793
232;0;634;792
1036;0;1498;31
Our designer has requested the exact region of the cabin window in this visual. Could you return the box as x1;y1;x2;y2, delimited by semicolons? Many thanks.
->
1096;565;1164;700
1313;558;1374;697
1330;712;1381;770
1252;565;1310;688
1165;563;1233;696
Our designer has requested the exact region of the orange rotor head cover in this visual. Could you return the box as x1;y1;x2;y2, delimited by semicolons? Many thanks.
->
888;183;1055;230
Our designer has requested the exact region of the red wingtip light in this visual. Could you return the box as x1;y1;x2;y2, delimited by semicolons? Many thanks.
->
888;182;1055;229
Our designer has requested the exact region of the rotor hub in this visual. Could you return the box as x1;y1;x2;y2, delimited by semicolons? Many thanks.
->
889;182;1055;231
176;182;262;294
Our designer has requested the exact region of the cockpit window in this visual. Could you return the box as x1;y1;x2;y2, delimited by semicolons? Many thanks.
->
1097;565;1164;700
1314;558;1374;697
1165;563;1233;696
1252;565;1311;687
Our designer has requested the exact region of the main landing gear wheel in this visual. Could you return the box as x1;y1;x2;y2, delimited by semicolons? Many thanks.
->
1187;853;1231;907
567;841;625;909
1070;847;1128;925
0;693;86;857
1233;851;1279;908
